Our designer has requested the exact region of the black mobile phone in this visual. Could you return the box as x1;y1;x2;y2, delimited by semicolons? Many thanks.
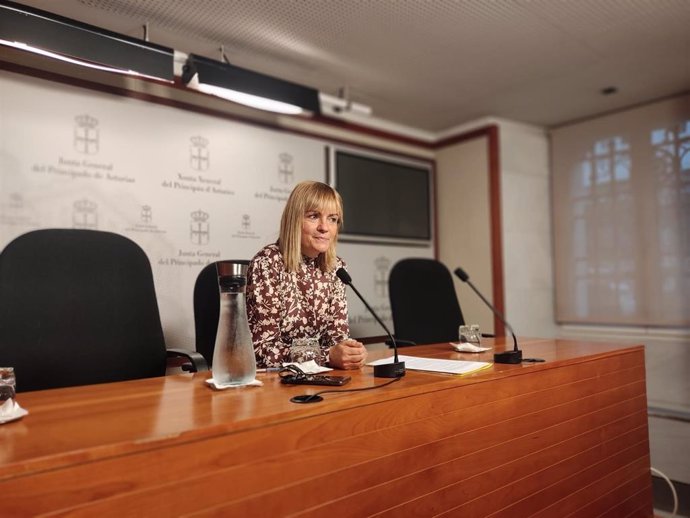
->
280;374;351;386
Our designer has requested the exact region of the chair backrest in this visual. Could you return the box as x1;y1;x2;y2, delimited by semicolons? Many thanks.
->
388;258;465;345
193;262;221;366
0;229;167;392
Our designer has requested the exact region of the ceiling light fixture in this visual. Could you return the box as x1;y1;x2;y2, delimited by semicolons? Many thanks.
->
0;1;174;82
182;52;321;116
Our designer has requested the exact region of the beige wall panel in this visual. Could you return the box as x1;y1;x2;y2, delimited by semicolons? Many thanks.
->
436;137;494;334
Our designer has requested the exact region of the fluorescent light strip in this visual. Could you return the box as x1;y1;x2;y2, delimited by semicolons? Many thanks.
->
194;82;304;115
0;39;173;82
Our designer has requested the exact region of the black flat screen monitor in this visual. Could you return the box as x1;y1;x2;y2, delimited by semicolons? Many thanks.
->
333;150;432;243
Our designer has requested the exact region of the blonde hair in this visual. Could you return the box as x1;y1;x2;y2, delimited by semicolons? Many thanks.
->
279;181;343;273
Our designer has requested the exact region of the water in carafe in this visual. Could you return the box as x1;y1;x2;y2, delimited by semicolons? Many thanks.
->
211;260;256;385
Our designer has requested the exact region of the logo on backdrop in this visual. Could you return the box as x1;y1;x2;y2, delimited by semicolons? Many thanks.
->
190;209;210;245
374;256;391;299
278;153;294;183
0;192;39;227
8;192;23;210
252;152;294;201
231;213;260;240
140;205;152;224
190;136;210;171
241;214;251;231
74;114;100;155
124;204;166;235
350;255;393;328
73;199;98;229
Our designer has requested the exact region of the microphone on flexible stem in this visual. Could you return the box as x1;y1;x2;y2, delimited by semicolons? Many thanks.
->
453;267;523;364
336;268;405;378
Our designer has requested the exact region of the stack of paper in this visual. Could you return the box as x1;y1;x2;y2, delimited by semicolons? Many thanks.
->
368;355;492;375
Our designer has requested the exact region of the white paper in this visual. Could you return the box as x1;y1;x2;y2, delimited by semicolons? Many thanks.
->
205;378;263;390
451;342;492;353
368;355;492;375
281;360;332;374
0;399;29;424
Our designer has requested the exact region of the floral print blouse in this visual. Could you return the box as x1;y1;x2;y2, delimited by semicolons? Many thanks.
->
246;243;351;368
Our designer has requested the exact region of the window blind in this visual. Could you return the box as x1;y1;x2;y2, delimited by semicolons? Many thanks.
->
551;94;690;327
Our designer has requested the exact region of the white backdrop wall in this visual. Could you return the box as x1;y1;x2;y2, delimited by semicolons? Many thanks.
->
0;71;434;347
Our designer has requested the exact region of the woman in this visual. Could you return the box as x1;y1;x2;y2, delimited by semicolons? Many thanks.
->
246;181;367;370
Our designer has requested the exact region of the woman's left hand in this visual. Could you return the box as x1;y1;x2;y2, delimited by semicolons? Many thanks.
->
328;339;367;370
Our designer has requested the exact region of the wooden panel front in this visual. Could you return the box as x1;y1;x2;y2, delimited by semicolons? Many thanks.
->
0;339;652;517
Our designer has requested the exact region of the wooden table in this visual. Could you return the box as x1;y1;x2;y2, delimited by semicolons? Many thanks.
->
0;338;653;517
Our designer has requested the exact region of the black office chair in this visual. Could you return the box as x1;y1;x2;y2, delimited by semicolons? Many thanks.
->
388;258;465;346
0;229;207;392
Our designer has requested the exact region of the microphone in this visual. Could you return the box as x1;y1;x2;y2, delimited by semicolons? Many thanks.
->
336;268;405;378
453;267;523;364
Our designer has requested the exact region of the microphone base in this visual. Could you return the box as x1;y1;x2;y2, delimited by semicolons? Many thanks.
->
374;361;406;378
494;350;523;364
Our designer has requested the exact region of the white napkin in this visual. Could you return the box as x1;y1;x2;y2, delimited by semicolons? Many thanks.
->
0;399;29;423
451;342;491;353
205;378;263;390
282;360;332;374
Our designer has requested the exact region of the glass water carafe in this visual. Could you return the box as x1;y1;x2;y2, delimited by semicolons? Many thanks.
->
211;260;256;385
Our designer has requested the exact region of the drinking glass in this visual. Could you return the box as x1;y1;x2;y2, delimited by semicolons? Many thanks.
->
290;338;321;364
459;325;481;344
0;367;16;403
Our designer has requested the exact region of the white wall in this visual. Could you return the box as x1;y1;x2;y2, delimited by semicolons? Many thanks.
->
436;136;495;334
497;119;557;338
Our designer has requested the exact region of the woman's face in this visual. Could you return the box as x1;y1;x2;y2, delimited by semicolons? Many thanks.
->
301;204;339;258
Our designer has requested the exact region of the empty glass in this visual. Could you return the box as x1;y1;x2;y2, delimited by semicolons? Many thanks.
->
459;324;482;344
0;367;16;403
290;337;321;364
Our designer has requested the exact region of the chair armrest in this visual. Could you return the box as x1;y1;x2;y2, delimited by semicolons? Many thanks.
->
166;348;209;372
384;338;416;348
